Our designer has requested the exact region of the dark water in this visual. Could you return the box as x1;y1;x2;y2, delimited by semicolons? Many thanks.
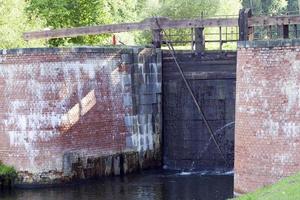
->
0;170;233;200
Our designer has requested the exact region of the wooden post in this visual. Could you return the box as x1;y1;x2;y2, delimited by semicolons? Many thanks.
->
277;25;282;39
268;26;272;39
194;27;205;52
238;9;246;40
283;25;289;39
152;29;162;48
219;26;222;51
238;8;252;41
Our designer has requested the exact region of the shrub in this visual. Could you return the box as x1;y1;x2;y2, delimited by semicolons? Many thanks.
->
0;163;17;180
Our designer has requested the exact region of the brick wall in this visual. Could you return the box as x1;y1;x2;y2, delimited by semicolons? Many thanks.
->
235;40;300;193
0;47;162;184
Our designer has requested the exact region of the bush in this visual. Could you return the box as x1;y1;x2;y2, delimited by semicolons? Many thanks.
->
0;163;17;180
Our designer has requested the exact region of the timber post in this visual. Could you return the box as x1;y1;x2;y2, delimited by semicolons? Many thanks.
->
283;24;289;39
152;29;162;48
194;27;205;52
238;8;253;41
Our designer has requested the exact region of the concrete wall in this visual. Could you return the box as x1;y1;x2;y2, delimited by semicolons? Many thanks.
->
0;47;162;185
235;40;300;193
163;52;236;171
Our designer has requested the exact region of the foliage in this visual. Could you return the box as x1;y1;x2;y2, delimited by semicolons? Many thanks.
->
153;0;220;19
0;162;17;180
287;0;300;13
242;0;288;15
0;0;45;49
27;0;139;46
1;0;298;49
134;0;224;46
235;171;300;200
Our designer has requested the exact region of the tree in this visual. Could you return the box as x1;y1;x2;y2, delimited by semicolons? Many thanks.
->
0;0;45;49
154;0;219;19
27;0;139;46
242;0;288;15
286;0;299;13
134;0;221;45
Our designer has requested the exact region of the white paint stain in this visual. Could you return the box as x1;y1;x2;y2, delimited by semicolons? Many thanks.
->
280;79;300;111
282;122;300;138
263;119;279;137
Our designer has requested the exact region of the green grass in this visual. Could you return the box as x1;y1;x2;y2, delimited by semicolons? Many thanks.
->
236;172;300;200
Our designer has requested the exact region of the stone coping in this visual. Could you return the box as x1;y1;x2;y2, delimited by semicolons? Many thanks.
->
238;39;300;49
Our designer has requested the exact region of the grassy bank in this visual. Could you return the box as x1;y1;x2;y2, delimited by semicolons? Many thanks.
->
236;172;300;200
0;161;17;188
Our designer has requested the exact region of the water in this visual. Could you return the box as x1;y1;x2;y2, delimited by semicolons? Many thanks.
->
0;170;233;200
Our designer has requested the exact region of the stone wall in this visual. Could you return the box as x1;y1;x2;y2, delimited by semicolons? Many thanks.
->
0;47;162;185
163;52;236;171
235;39;300;193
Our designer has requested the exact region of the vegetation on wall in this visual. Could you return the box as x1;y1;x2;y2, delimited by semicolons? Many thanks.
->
0;161;17;187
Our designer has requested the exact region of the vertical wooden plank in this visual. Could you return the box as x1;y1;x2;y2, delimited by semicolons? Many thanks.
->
268;26;272;39
238;8;252;41
277;25;282;39
219;26;222;51
283;25;289;39
238;9;246;41
152;29;162;48
245;8;253;40
195;27;205;52
191;28;194;52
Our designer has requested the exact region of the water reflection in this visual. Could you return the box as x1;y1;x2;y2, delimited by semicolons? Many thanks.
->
0;170;233;200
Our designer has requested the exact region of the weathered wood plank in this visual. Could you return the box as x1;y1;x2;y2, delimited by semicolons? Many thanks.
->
283;25;289;38
24;17;238;40
249;15;300;26
194;27;205;52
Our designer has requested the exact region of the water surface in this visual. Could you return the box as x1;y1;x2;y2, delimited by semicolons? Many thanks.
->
0;170;233;200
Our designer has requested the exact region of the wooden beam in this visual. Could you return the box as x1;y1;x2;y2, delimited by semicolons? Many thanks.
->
249;15;300;27
24;17;238;40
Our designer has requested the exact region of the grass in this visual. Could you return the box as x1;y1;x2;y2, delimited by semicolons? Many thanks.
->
236;172;300;200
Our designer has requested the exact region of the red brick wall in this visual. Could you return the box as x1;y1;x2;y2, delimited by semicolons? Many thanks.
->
0;47;162;180
235;41;300;193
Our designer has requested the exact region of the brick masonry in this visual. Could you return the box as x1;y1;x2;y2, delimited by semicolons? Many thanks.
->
163;52;236;171
0;47;162;185
235;39;300;193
